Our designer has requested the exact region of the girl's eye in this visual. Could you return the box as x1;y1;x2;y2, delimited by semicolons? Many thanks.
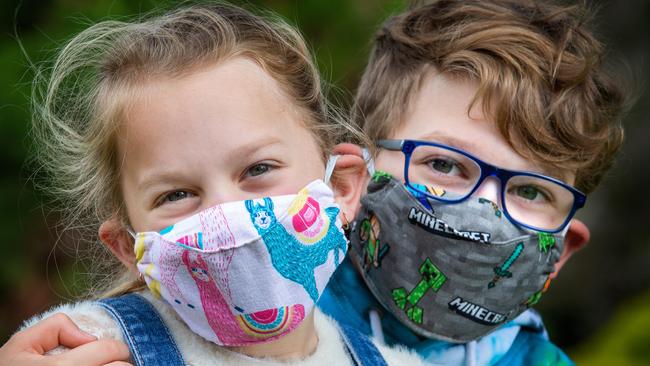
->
160;190;194;204
246;163;272;177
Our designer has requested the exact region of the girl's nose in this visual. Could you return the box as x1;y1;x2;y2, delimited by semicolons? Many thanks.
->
204;184;241;208
472;176;501;206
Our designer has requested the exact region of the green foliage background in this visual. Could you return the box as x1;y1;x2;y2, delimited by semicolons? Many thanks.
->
1;1;648;364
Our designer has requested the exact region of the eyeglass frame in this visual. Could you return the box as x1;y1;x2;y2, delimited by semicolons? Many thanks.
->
377;139;587;233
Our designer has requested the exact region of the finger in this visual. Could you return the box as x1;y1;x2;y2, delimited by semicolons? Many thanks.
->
14;313;96;354
104;362;134;366
52;339;131;366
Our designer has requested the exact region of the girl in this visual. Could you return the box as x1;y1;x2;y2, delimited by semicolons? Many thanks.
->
10;3;422;366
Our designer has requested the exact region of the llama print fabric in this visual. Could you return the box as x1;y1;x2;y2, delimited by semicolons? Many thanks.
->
134;179;348;346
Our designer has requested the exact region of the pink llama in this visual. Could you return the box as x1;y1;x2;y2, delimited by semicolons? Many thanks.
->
157;244;187;305
182;250;245;344
158;206;235;307
176;204;305;344
181;249;305;344
199;206;236;299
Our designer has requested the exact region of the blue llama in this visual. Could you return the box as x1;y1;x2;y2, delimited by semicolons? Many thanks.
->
245;197;347;302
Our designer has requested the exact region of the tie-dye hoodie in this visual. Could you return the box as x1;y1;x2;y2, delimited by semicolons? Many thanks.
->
319;257;574;366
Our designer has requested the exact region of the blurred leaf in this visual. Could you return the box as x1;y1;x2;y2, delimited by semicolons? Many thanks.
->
571;291;650;365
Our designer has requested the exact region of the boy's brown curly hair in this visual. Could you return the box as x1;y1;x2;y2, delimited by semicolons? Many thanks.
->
354;0;626;193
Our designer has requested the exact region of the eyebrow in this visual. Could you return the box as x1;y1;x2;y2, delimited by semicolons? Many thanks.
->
136;136;284;193
223;136;284;163
137;171;185;194
416;132;478;155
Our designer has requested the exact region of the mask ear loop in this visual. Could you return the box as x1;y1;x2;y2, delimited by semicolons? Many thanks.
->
123;225;145;282
327;149;375;182
362;148;375;176
125;225;137;239
324;155;340;184
560;224;571;237
324;155;351;232
341;212;350;231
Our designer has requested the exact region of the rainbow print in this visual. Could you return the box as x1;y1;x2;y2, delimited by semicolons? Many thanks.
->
237;304;305;338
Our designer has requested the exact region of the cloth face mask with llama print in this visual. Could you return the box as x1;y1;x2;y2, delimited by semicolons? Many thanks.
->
132;179;348;346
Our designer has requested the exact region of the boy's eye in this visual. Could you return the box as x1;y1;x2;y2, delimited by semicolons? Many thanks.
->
428;158;461;176
512;185;549;202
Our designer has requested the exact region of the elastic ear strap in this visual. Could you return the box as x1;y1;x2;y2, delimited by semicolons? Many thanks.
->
126;226;137;239
362;148;375;176
324;155;340;184
560;224;571;237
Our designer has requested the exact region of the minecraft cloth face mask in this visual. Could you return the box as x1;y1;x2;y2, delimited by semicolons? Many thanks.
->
348;172;565;343
132;179;348;346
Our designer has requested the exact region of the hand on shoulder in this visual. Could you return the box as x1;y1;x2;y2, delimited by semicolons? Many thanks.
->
0;312;132;366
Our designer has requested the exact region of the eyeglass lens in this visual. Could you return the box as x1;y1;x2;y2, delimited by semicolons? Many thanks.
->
407;144;575;230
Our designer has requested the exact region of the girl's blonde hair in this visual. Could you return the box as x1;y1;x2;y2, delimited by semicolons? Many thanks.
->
32;2;357;298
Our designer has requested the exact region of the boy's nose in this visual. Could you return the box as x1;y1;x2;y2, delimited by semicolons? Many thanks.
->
472;176;501;206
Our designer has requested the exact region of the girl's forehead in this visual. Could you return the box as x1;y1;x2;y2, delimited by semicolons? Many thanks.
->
117;57;324;177
123;59;310;141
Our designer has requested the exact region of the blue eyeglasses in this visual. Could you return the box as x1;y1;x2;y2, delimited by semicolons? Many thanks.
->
378;139;586;233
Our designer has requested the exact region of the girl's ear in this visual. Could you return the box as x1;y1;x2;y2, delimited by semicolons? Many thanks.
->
330;143;368;222
549;218;590;279
99;218;137;273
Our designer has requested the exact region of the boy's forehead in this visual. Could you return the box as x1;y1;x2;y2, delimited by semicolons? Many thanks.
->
386;73;577;185
398;131;575;184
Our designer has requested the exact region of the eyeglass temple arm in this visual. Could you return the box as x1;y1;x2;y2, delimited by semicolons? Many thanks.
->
377;139;404;151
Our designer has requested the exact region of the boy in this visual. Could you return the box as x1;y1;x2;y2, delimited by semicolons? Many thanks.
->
320;0;626;364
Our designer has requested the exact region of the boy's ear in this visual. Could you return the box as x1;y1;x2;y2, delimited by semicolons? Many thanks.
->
549;218;590;279
330;143;368;222
98;218;137;273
